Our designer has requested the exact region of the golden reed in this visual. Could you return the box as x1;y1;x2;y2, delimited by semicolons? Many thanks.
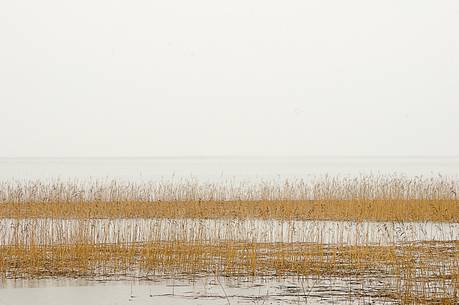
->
1;175;457;221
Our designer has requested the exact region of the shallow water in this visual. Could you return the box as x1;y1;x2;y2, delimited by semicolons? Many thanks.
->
0;276;398;305
1;218;458;245
1;156;458;182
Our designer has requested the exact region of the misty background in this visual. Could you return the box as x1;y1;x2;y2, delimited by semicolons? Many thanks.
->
1;0;458;157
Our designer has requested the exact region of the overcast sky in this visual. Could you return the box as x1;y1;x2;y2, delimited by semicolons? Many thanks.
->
1;0;458;157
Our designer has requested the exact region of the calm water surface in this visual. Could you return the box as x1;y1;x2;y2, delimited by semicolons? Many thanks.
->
0;157;458;182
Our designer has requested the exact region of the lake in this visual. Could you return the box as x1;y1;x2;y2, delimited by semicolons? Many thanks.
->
1;156;458;182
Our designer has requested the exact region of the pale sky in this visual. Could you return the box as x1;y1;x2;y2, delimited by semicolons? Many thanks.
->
1;0;458;157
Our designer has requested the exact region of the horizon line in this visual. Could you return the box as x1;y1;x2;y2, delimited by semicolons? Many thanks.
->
1;155;459;159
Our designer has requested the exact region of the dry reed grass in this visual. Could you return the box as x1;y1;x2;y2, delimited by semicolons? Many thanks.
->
2;175;457;202
2;199;458;222
4;218;457;247
1;175;458;304
0;175;458;221
1;241;458;304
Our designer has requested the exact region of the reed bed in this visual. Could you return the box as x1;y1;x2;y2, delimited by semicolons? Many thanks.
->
2;199;458;222
0;175;458;221
1;175;458;304
1;241;458;304
1;218;458;246
2;175;458;202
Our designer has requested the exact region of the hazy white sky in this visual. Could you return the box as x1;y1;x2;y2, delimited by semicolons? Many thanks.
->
1;0;458;157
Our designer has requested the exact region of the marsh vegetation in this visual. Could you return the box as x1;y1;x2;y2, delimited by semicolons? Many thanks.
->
1;175;458;304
